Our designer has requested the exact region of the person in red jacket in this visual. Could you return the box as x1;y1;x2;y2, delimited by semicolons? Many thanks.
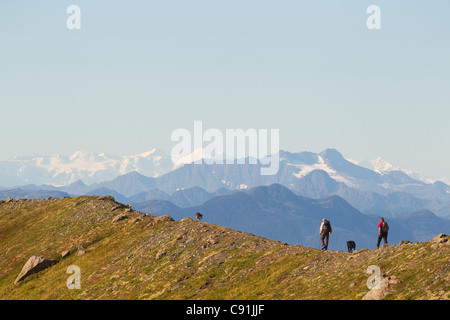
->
376;217;389;249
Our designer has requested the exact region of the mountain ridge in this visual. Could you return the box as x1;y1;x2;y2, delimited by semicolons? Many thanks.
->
1;196;448;300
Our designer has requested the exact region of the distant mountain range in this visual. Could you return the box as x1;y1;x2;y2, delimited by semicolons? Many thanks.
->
0;149;176;186
0;148;447;187
1;148;450;241
1;148;449;250
2;148;448;218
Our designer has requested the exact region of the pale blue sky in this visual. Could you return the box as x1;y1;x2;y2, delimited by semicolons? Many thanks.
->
0;1;449;180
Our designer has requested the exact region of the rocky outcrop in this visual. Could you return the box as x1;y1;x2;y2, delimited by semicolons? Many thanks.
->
432;233;448;244
112;214;128;223
362;274;401;300
77;245;86;256
155;215;174;222
14;256;58;284
431;234;449;249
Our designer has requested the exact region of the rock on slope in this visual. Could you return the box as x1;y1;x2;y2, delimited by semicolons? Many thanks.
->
0;197;448;300
14;256;58;284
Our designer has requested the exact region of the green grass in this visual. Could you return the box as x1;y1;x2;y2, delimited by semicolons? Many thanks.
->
0;197;448;300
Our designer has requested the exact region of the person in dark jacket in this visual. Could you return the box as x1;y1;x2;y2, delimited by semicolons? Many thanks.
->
319;218;332;250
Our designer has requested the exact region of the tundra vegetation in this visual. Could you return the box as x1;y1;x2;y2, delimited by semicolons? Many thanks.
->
0;197;448;300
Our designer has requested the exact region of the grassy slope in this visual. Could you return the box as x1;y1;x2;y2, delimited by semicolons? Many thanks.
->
0;197;448;300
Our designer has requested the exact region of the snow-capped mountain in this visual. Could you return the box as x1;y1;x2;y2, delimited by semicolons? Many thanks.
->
0;148;448;189
350;157;441;184
1;148;450;218
0;149;176;187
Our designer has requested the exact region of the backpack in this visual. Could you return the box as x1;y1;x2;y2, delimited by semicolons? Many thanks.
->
323;220;331;233
382;221;389;232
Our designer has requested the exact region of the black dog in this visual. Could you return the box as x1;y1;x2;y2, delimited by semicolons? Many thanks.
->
347;241;356;253
195;212;203;221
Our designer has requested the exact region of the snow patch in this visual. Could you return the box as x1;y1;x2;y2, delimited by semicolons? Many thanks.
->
291;156;357;188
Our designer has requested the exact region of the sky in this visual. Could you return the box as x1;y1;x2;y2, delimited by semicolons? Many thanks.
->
0;0;449;181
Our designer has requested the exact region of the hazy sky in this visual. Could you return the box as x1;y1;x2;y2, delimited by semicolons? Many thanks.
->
0;1;449;180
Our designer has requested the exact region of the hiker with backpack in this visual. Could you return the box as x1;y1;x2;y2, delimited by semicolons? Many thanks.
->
319;218;332;250
376;217;389;249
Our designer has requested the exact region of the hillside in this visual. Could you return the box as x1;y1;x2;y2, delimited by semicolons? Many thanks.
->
0;196;448;300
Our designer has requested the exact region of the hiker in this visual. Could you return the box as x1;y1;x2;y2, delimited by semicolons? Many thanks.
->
319;218;332;250
376;217;389;249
